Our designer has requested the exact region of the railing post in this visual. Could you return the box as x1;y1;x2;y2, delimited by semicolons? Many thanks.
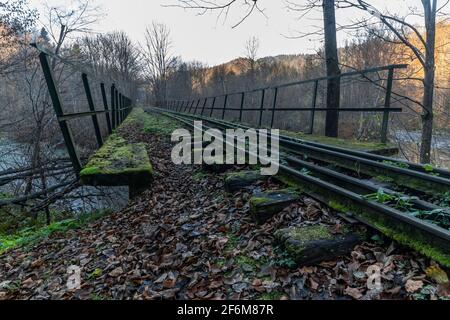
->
259;89;265;127
188;100;195;113
111;84;116;130
201;98;207;116
184;100;190;113
81;73;103;148
117;92;122;125
222;94;228;120
210;97;216;117
381;68;394;143
38;52;82;173
115;89;119;126
194;99;201;114
270;88;278;128
121;94;124;122
239;92;245;122
101;83;112;134
310;80;319;134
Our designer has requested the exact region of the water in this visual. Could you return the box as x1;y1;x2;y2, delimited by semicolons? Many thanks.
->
0;135;129;214
393;130;450;168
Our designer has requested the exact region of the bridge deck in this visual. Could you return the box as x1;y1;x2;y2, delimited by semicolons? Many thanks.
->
80;132;153;187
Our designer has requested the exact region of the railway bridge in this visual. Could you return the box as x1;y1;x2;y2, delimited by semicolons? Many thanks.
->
34;43;450;268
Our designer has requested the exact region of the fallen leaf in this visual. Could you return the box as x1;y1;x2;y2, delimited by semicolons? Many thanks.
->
386;286;402;295
405;280;423;293
309;278;319;291
252;279;262;287
437;283;450;298
344;287;363;300
22;278;35;289
109;267;123;277
163;278;176;289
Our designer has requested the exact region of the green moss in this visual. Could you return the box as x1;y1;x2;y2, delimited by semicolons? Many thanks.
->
235;255;260;270
328;200;349;213
80;132;153;187
0;210;112;255
89;268;103;279
278;225;332;244
250;196;272;207
81;134;152;176
193;171;207;181
123;108;180;136
280;130;397;154
250;189;299;208
258;291;285;300
225;171;261;182
372;221;450;267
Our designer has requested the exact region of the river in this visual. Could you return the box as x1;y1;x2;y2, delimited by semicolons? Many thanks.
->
0;136;128;215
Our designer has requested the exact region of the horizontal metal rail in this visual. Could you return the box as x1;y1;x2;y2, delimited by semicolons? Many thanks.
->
167;64;408;100
163;64;408;143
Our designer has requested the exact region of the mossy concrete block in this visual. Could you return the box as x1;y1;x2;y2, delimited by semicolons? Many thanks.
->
275;225;364;266
80;134;153;187
225;171;266;193
250;189;300;224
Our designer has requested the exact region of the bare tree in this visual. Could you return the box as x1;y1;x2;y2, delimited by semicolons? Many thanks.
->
0;0;38;75
322;0;341;137
41;0;103;66
142;22;175;104
244;35;260;74
80;31;141;97
169;0;266;28
334;0;447;162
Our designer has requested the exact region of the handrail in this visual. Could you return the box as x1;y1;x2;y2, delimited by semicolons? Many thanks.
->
163;64;408;143
32;43;134;174
167;63;408;100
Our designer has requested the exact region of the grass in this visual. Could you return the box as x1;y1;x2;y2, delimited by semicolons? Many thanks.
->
280;130;396;152
0;210;111;255
258;291;285;300
124;108;180;136
80;134;153;177
193;171;207;181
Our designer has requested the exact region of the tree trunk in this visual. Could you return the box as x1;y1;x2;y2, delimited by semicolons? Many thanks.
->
322;0;341;137
419;0;436;164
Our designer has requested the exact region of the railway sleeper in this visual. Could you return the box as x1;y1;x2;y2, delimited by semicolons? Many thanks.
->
250;189;300;224
275;224;365;266
224;170;267;193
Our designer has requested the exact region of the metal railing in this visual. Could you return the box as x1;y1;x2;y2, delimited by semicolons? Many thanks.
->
161;64;408;143
31;43;134;174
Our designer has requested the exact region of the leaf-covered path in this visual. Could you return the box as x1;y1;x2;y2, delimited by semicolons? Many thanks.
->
0;120;448;300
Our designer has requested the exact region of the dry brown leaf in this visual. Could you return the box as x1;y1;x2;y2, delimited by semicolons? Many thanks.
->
405;280;424;293
309;278;319;291
252;279;263;287
109;267;123;277
344;287;363;300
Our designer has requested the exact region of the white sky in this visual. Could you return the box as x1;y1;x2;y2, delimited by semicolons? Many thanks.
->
27;0;425;66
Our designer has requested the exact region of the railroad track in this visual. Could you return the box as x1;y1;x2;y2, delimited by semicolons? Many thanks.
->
148;107;450;267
